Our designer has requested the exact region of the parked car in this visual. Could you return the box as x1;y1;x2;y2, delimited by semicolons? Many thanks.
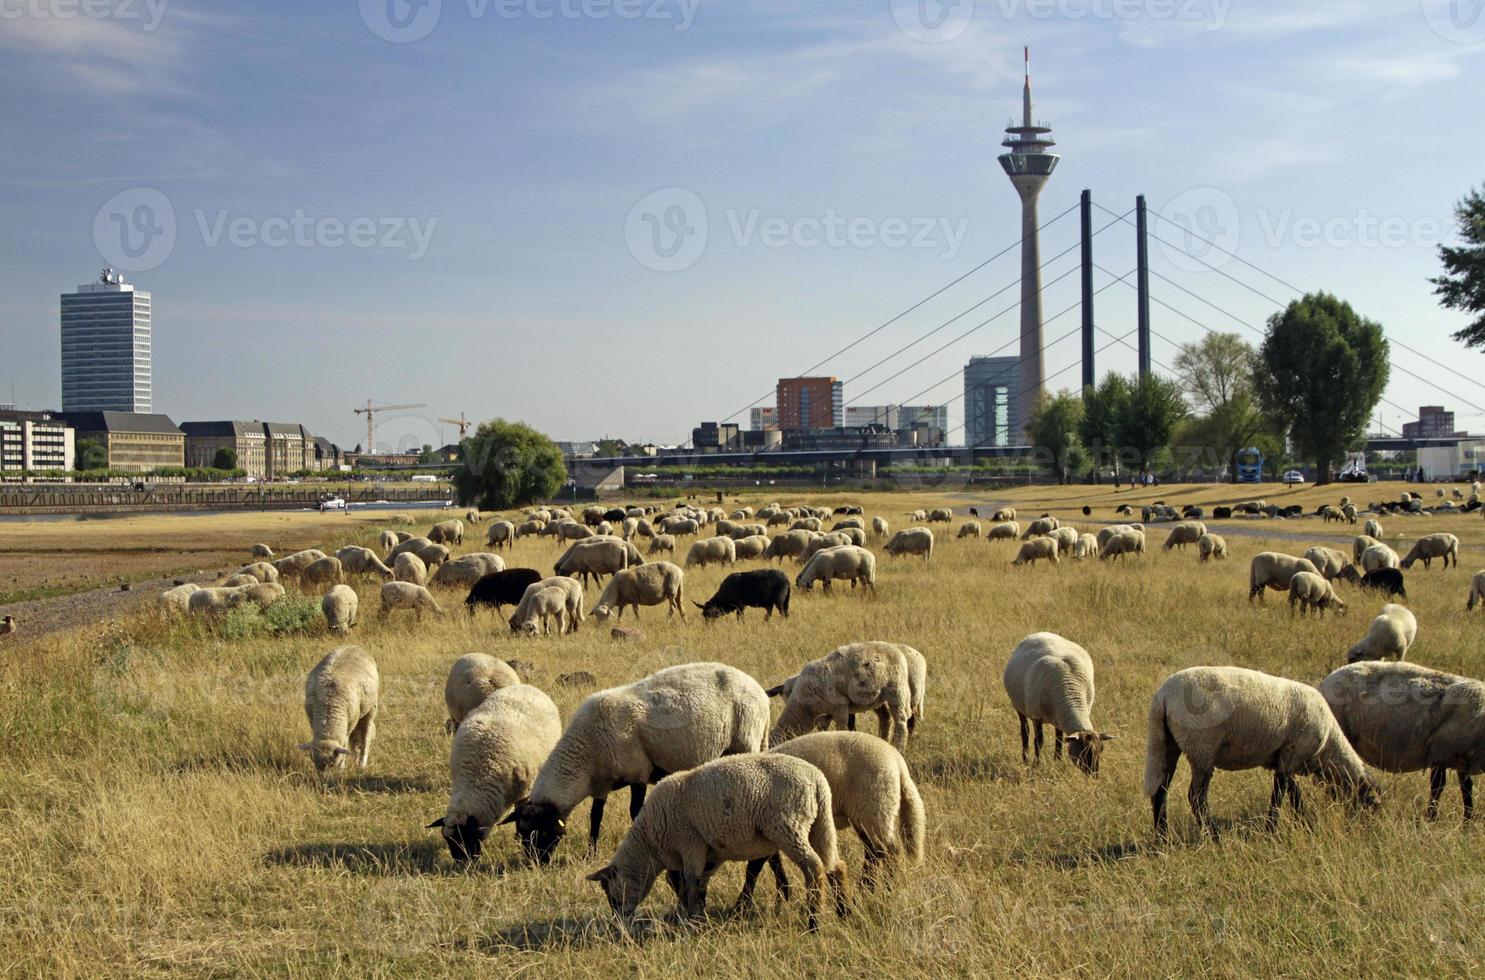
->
1282;470;1306;485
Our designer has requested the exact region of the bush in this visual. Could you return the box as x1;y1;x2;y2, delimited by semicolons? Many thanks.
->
218;594;322;640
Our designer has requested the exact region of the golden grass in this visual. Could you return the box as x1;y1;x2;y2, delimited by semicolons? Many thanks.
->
2;485;1484;975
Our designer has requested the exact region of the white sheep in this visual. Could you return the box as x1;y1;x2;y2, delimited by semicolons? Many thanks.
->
590;562;686;621
1360;543;1400;574
1013;536;1060;567
1197;533;1227;562
1320;660;1485;821
299;646;379;773
510;577;585;634
647;533;676;556
956;520;981;539
393;551;427;586
1469;571;1485;612
732;534;770;560
1144;665;1378;838
926;507;953;523
554;537;640;588
386;536;433;562
768;641;923;750
157;582;201;614
1352;535;1380;564
987;521;1020;542
883;527;934;561
272;549;327;579
795;545;877;593
187;586;246;617
231;582;285;610
250;543;274;560
1288;570;1346;617
1023;516;1060;539
508;662;770;862
509;585;569;635
301;556;344;588
335;546;394;580
992;507;1017;522
1162;521;1206;551
684;536;736;568
220;573;259;589
1099;530;1146;561
1344;604;1417;663
239;561;279;584
586;754;848;931
1401;532;1460;570
378;581;443;620
1074;533;1100;560
486;520;516;550
321;584;359;633
444;653;522;733
428;519;465;546
1003;632;1113;773
429;553;506;589
1095;523;1142;551
1248;552;1319;602
871;516;889;538
1363;519;1383;540
1047;526;1079;555
377;530;398;553
1302;546;1351;581
429;684;563;862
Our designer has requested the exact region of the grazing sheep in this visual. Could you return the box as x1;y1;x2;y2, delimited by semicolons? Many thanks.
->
1302;547;1351;581
1320;661;1485;821
1095;523;1142;550
430;684;563;863
377;530;398;552
250;543;273;560
1470;571;1485;612
239;561;279;584
1099;530;1145;561
770;731;924;887
832;517;866;533
321;584;359;633
334;546;394;580
465;509;483;524
992;507;1017;523
1144;666;1379;838
926;507;953;524
157;582;201;614
509;585;570;635
768;641;923;750
387;536;434;562
1074;533;1101;560
883;527;934;561
1335;565;1407;600
1162;521;1207;551
763;529;814;563
696;569;791;621
0;615;14;636
684;536;736;569
586;754;848;930
299;646;379;773
1344;604;1417;663
1361;543;1401;574
187;586;246;617
393;552;427;586
987;521;1020;542
443;653;522;733
1023;517;1059;539
1288;571;1347;617
300;556;344;588
906;509;927;522
1363;519;1383;540
1013;536;1060;567
1197;533;1227;562
221;573;259;589
1353;535;1381;563
554;537;641;588
509;662;770;862
1320;505;1344;524
1248;553;1320;602
1341;503;1358;524
731;534;770;560
485;520;516;550
790;517;824;533
796;545;877;593
591;562;685;621
554;522;594;546
464;568;543;614
1003;632;1113;774
870;516;889;538
1401;533;1460;570
428;519;465;547
647;533;676;556
429;553;507;590
231;582;285;610
1046;526;1079;555
378;581;443;620
272;549;328;580
412;543;451;569
514;519;545;539
800;532;852;564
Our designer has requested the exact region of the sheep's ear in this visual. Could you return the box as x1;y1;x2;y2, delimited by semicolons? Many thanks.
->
332;746;352;756
1098;732;1118;741
427;817;446;829
764;685;785;698
586;866;615;883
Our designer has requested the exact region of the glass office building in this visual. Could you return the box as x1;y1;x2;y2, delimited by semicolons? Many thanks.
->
60;269;152;413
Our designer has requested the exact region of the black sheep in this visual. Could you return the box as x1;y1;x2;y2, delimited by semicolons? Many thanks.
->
464;568;543;613
695;569;791;621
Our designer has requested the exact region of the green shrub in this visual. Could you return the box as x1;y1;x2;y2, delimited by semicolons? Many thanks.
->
218;594;322;640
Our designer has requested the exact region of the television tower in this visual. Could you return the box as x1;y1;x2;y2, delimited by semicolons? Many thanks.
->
998;47;1059;437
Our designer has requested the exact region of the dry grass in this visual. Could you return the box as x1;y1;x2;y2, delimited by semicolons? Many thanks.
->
2;485;1484;975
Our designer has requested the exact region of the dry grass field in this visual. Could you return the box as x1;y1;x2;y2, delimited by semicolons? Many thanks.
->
3;484;1484;975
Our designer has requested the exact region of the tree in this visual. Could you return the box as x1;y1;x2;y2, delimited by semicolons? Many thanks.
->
1077;373;1131;478
1027;391;1085;484
451;419;566;510
76;438;107;471
595;438;626;458
1254;292;1389;483
1172;333;1269;480
1432;184;1485;349
417;444;438;465
211;447;237;471
1113;374;1188;478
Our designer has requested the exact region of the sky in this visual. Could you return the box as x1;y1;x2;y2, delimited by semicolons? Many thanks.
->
1;0;1483;452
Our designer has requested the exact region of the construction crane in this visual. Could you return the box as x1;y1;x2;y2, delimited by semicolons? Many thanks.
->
352;400;427;455
439;412;474;440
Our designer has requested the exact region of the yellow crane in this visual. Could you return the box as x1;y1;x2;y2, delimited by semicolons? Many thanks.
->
439;412;474;440
352;400;427;455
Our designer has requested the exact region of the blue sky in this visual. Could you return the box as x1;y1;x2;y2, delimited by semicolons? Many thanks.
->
1;0;1482;450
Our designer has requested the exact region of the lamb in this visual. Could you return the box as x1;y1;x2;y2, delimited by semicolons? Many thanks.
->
464;568;543;614
239;561;279;584
321;584;359;633
272;549;327;579
508;662;770;862
770;731;924;887
767;641;923;750
1013;537;1060;567
377;530;398;553
443;653;522;733
870;516;889;537
585;754;848;931
157;582;201;614
509;585;570;635
696;569;791;621
795;545;877;593
299;645;379;773
1401;532;1460;570
1303;547;1351;581
1047;526;1079;555
731;534;770;560
393;552;427;586
1162;521;1206;551
1344;604;1417;663
1361;543;1400;573
591;562;685;621
647;533;676;556
1099;530;1145;561
300;556;344;588
926;507;953;524
250;543;273;560
378;581;443;620
1248;552;1320;602
1288;571;1347;617
508;576;585;634
1143;666;1379;838
429;553;507;589
1470;571;1485;612
1197;533;1227;562
1074;533;1101;560
684;536;736;569
428;519;465;546
335;546;394;580
1320;661;1485;821
430;684;564;862
1023;517;1059;539
1002;632;1113;774
883;527;934;561
485;520;515;550
987;521;1020;542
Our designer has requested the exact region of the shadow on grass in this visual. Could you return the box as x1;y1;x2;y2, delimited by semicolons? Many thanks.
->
172;749;301;775
324;773;435;795
916;754;1023;787
263;839;534;877
475;913;644;952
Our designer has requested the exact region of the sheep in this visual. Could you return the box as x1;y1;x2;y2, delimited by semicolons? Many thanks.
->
768;641;923;750
393;552;427;586
585;754;848;931
239;561;279;584
832;517;866;533
1470;571;1485;612
429;684;564;862
1363;519;1383;540
647;533;676;556
1301;546;1350;581
1013;536;1060;567
377;530;398;552
413;542;451;569
1352;535;1382;563
1047;526;1079;555
1003;632;1114;774
378;581;443;620
508;662;770;862
986;521;1020;542
465;509;483;524
790;517;824;533
801;532;852;563
514;519;545;539
485;520;516;550
1099;530;1145;561
429;553;507;590
428;519;465;546
1143;666;1379;838
393;531;415;544
731;506;754;519
764;529;815;562
870;516;889;537
321;584;359;633
1320;661;1485;821
272;549;327;579
554;537;641;588
906;509;927;522
1197;533;1227;562
231;582;285;610
926;507;953;524
1344;604;1417;663
696;569;791;621
661;517;701;536
1162;521;1207;551
555;522;594;546
1341;503;1358;524
187;586;246;617
1338;565;1407;600
1074;533;1100;560
591;562;685;621
443;653;522;733
509;585;570;635
0;615;14;636
300;556;344;588
1401;533;1460;570
795;545;877;593
1248;552;1320;602
731;534;770;560
1320;505;1344;524
684;536;736;569
1095;523;1142;550
770;731;924;888
335;546;393;580
464;568;542;615
386;536;433;562
250;543;273;560
992;507;1016;522
883;527;934;561
1288;571;1347;617
157;582;201;614
220;573;259;588
1361;543;1400;573
1023;517;1059;539
299;646;379;773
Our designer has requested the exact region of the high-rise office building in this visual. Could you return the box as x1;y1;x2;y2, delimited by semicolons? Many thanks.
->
60;269;152;413
776;377;843;431
964;356;1020;448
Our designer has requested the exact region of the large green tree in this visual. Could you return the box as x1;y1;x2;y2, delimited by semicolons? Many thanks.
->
1114;374;1188;477
1077;373;1131;478
451;419;566;510
1432;184;1485;349
1253;292;1389;483
1172;332;1269;480
76;438;107;472
1027;391;1086;484
211;447;237;471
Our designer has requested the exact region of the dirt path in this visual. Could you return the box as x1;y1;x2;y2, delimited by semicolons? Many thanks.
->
0;570;221;645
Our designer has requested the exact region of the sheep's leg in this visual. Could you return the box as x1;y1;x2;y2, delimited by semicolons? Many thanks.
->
1267;772;1286;831
767;852;791;902
875;705;891;740
588;795;607;854
1033;722;1045;764
1461;773;1473;821
733;858;768;913
1189;767;1217;841
1428;766;1447;821
1018;713;1030;763
845;712;856;732
629;782;649;820
778;844;825;932
1285;774;1302;816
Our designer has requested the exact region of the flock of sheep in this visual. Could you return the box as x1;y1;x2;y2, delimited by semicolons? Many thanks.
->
146;489;1485;932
